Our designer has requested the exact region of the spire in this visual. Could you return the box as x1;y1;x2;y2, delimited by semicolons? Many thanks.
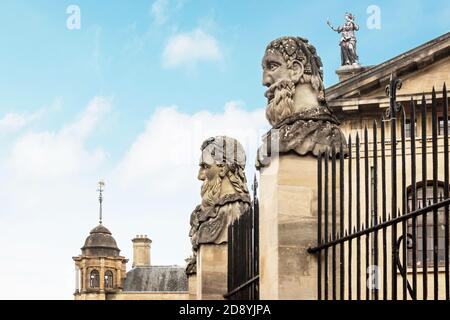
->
97;180;105;224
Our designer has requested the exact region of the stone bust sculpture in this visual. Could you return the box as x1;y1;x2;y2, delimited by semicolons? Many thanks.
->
186;136;251;275
256;36;347;168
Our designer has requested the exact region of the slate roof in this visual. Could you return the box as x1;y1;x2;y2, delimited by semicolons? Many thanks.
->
123;266;188;292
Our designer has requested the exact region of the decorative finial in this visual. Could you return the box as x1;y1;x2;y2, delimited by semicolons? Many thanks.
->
97;180;105;224
384;73;403;119
252;174;258;200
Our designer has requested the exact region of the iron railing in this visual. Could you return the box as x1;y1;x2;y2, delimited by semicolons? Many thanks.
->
308;78;450;300
224;176;259;300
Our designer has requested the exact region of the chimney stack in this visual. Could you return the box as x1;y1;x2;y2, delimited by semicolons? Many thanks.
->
132;235;152;268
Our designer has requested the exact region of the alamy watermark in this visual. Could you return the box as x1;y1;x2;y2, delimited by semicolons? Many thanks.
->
66;5;81;30
367;5;381;30
367;265;380;290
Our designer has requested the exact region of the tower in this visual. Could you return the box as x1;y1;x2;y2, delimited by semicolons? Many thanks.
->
72;180;128;300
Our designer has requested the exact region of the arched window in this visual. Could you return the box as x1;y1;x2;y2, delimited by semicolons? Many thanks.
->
104;270;114;289
89;270;100;288
407;181;447;267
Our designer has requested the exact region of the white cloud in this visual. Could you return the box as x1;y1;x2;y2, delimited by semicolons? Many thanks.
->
0;99;268;299
7;97;110;179
150;0;185;25
0;110;43;133
162;28;222;68
115;101;267;188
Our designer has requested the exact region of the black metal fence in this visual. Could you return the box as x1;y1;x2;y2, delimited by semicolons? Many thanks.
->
224;176;259;300
308;79;450;300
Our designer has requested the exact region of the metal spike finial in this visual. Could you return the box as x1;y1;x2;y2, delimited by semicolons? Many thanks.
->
252;174;258;191
252;174;258;201
97;180;105;224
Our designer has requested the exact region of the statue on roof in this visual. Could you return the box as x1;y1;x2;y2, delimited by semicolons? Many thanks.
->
327;12;360;66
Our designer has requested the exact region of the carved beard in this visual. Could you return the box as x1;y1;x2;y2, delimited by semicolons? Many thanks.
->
200;175;222;209
265;79;296;126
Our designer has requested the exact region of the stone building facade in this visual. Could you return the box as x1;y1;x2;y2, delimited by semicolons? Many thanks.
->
73;225;188;300
322;32;450;300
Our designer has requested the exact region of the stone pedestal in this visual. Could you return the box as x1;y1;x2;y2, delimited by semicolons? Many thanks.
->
197;243;227;300
259;154;327;300
187;274;197;300
335;64;367;82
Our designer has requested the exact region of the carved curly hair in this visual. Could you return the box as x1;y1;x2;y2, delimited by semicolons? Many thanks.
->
265;36;325;102
201;136;249;195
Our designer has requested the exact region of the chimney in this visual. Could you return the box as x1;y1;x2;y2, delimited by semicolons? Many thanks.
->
132;235;152;268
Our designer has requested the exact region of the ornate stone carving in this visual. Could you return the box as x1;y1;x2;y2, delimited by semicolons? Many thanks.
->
327;12;360;66
256;36;347;168
185;254;197;276
186;136;251;275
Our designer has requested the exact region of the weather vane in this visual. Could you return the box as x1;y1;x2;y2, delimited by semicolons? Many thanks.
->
97;180;105;224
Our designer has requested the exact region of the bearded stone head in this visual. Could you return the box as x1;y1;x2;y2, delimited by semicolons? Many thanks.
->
198;136;249;209
262;36;326;126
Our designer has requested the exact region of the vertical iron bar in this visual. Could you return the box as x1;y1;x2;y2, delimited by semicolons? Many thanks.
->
391;106;398;301
234;219;237;299
318;153;323;300
255;185;259;300
410;98;418;300
401;108;407;300
237;214;241;299
246;207;250;298
324;150;329;300
356;133;362;300
381;119;388;300
348;135;353;300
228;224;232;295
373;120;379;300
443;83;450;300
332;147;337;300
365;126;370;300
431;88;439;300
421;94;428;300
340;143;345;300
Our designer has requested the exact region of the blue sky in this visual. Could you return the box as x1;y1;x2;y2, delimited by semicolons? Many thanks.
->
1;0;448;160
0;0;448;299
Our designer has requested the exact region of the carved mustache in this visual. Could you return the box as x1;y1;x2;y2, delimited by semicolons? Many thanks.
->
264;80;295;102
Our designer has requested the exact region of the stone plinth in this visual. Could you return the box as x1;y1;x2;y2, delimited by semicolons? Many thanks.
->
259;154;335;300
197;244;227;300
336;64;368;82
188;274;197;300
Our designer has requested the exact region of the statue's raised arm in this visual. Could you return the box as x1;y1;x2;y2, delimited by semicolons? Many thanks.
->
327;19;341;32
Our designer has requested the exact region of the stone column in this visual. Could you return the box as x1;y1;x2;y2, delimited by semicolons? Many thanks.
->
187;274;197;300
99;258;105;291
259;154;332;300
84;267;89;292
75;266;80;293
80;268;85;292
116;265;121;290
196;243;228;300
